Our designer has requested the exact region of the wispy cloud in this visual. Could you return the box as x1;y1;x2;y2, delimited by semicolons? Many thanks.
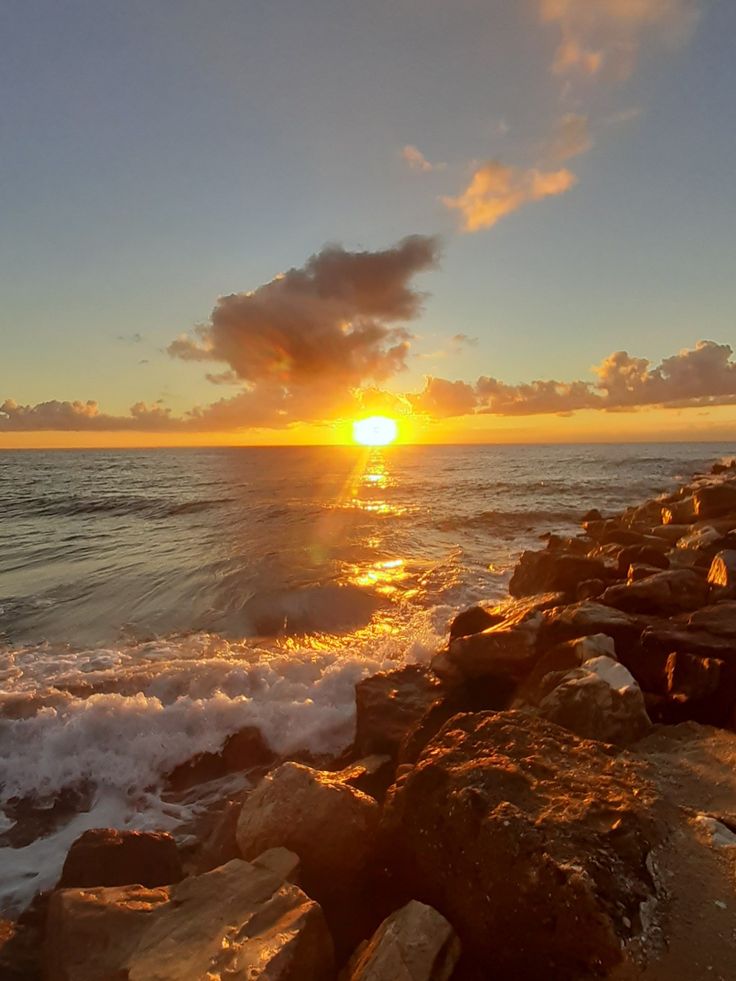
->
401;145;445;173
544;113;594;162
443;161;577;232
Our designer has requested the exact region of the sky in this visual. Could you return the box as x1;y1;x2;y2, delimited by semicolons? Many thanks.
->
1;0;735;447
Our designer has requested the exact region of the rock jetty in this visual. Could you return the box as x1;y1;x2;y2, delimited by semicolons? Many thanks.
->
3;460;736;979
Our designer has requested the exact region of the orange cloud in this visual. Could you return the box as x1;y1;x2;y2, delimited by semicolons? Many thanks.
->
401;145;444;173
545;113;594;162
443;161;577;232
540;0;700;79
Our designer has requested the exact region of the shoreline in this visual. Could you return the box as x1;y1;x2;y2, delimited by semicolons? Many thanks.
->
2;457;736;979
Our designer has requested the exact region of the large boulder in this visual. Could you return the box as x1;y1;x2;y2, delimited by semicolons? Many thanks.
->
381;711;662;980
601;569;708;615
57;828;182;890
432;604;544;683
44;849;334;981
707;550;736;598
693;484;736;520
525;652;651;745
448;605;501;641
343;900;460;981
354;665;446;759
166;725;275;792
686;601;736;637
509;551;611;598
236;762;379;898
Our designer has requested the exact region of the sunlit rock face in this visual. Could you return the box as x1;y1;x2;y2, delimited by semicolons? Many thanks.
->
381;710;663;981
44;849;334;981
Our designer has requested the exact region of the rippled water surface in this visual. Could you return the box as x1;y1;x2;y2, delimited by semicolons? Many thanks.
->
0;442;732;912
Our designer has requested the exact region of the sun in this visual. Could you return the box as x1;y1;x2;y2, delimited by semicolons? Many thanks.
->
352;415;398;447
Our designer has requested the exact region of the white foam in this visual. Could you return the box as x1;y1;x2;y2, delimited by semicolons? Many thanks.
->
0;608;446;914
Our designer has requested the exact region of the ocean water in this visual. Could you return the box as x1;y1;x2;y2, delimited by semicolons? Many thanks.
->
0;441;733;912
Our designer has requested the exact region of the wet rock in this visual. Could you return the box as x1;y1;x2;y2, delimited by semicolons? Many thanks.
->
343;900;460;981
166;726;275;792
448;605;500;641
45;849;333;981
509;551;612;598
236;762;379;898
616;544;669;576
582;508;603;523
540;601;647;651
707;549;736;598
601;569;708;615
694;484;736;520
334;755;395;802
57;828;183;890
354;665;447;759
381;710;661;980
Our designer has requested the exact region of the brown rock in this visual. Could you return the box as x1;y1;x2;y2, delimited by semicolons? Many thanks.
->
235;762;379;898
686;602;736;637
448;605;502;640
540;601;647;650
642;625;736;663
694;484;736;520
45;849;333;981
333;755;396;802
707;549;736;598
509;551;612;598
616;545;669;575
381;710;661;980
57;828;182;890
433;603;544;682
662;651;736;726
166;726;274;792
344;900;460;981
577;578;606;600
354;665;446;759
601;569;708;615
661;497;697;525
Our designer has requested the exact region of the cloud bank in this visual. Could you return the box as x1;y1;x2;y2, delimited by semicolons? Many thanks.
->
4;341;736;433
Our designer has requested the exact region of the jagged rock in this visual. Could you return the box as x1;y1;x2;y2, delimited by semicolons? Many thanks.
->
540;601;646;650
333;755;395;802
648;524;690;544
448;605;501;640
166;726;274;792
509;551;612;598
616;544;669;576
354;665;447;759
57;828;182;890
582;508;603;523
381;711;662;980
642;624;736;663
676;525;723;551
694;484;736;520
44;850;334;981
707;550;736;598
433;599;548;682
0;917;42;981
236;762;379;898
343;900;460;981
601;569;708;615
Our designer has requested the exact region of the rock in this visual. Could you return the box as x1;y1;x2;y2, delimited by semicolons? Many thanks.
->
433;602;545;682
530;654;651;744
448;605;501;640
540;601;646;650
343;900;460;981
663;652;736;726
661;497;697;525
354;665;447;759
57;828;183;890
576;578;606;600
333;755;395;802
686;602;736;637
0;917;42;980
235;762;379;899
648;524;690;544
582;508;603;523
616;544;669;576
45;849;333;981
642;624;736;663
707;549;736;598
626;562;668;582
509;551;612;598
676;525;723;551
601;569;708;615
166;725;274;792
694;484;736;520
381;711;662;980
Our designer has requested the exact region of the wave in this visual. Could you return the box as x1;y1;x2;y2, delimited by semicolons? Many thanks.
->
432;508;580;532
3;494;233;520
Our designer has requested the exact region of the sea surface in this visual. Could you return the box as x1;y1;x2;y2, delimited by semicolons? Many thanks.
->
0;441;733;912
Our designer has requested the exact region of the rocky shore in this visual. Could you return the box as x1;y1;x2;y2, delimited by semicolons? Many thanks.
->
3;461;736;980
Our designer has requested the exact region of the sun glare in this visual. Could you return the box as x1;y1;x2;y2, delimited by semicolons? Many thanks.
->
352;415;398;447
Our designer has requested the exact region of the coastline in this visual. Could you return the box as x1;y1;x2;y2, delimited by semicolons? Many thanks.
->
3;458;736;980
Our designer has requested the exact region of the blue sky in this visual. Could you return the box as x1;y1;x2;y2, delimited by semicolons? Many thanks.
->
1;0;735;441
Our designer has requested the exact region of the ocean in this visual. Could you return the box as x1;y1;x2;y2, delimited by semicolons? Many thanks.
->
0;441;733;913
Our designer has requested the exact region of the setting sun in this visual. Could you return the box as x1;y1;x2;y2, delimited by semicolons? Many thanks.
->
352;415;398;446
